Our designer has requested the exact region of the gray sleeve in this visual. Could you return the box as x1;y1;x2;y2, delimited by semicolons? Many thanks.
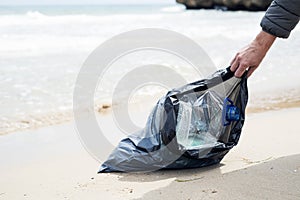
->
260;0;300;38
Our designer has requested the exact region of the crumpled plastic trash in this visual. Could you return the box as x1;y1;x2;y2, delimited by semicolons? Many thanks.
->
99;67;248;172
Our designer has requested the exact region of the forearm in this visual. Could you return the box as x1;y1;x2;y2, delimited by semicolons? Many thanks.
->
252;30;276;55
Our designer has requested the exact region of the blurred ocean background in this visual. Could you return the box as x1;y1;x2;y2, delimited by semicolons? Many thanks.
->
1;4;300;134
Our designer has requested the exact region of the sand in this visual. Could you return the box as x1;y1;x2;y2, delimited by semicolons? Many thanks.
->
0;107;300;200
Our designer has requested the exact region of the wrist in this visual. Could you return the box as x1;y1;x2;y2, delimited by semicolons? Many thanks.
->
253;30;276;52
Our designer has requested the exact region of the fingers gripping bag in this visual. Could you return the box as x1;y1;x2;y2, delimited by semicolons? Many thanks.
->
99;67;248;172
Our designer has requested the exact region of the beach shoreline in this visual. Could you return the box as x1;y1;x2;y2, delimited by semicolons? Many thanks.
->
1;87;300;136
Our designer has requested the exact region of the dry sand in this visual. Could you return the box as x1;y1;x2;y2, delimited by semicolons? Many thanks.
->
0;107;300;199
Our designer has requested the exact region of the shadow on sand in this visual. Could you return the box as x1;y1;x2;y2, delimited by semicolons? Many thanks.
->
116;154;300;200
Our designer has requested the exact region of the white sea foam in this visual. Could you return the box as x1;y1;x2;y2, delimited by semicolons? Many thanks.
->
26;10;46;18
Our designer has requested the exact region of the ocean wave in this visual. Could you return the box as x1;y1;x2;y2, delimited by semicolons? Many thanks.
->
26;10;47;18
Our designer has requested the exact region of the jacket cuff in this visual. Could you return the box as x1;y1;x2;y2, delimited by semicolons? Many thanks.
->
260;1;300;38
260;17;290;38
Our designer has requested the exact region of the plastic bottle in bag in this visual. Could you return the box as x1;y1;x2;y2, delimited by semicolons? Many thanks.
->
176;90;224;149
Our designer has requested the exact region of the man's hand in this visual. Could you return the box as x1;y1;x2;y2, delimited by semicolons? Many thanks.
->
230;30;276;77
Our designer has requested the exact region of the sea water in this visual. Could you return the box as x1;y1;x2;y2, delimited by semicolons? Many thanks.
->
1;4;300;134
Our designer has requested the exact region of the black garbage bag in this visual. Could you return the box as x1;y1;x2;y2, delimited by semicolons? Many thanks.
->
99;67;248;172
